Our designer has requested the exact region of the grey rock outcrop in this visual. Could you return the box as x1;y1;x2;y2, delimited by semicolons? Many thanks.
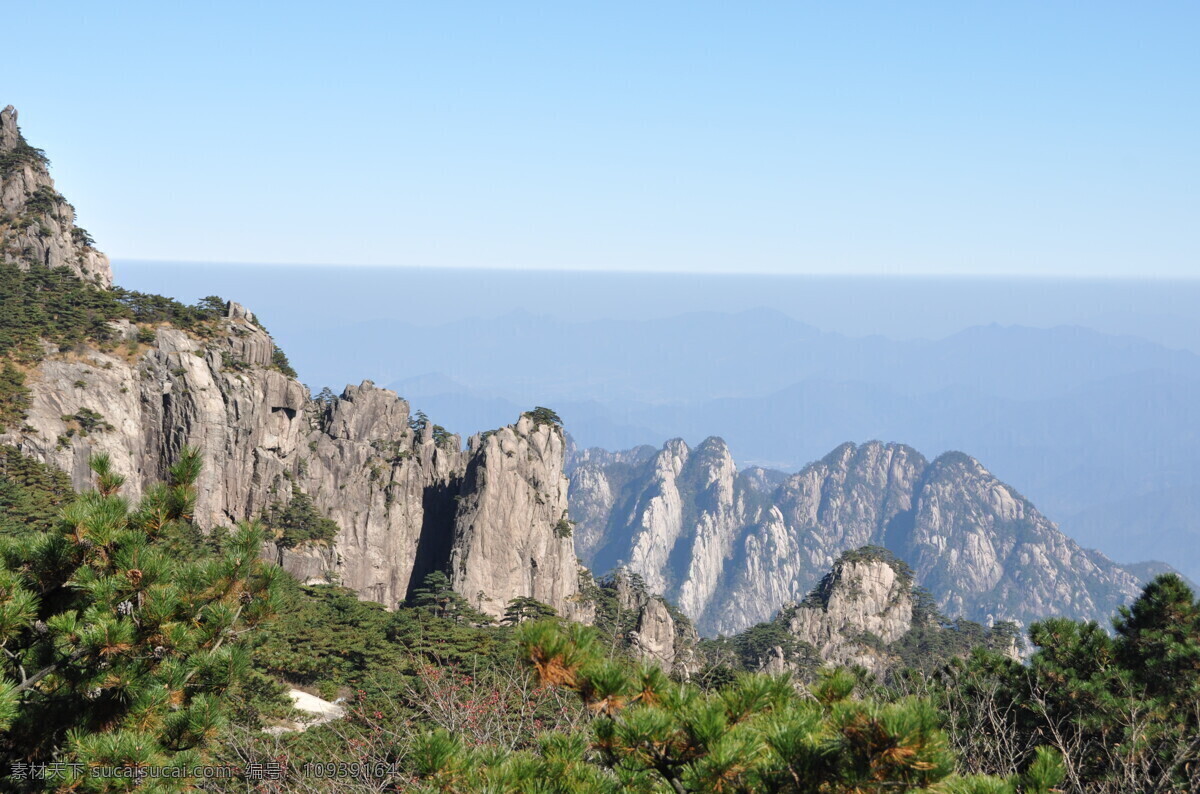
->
747;548;1024;677
569;438;1142;635
782;555;914;676
450;417;579;619
600;569;698;676
630;598;685;673
0;106;111;286
5;305;582;613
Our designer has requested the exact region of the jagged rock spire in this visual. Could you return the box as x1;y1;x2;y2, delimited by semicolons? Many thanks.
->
1;105;22;149
0;105;113;286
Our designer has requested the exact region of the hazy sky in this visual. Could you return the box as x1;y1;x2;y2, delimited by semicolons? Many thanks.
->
7;2;1198;277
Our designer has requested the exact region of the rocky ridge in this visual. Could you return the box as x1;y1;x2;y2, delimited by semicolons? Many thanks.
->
785;555;914;674
569;438;1143;635
450;416;578;619
0;108;580;619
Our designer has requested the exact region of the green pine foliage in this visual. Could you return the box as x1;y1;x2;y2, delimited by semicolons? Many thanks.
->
0;263;234;361
0;136;49;176
408;410;455;447
251;577;511;699
0;445;75;536
261;486;340;549
253;580;411;698
935;574;1200;792
524;406;563;428
271;345;298;378
378;619;1061;793
503;596;558;626
406;571;492;625
0;362;29;433
0;447;282;787
0;263;128;362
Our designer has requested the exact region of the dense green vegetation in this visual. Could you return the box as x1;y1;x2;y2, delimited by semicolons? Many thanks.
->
0;265;246;363
0;362;30;433
0;448;282;789
0;445;74;535
212;614;1068;793
932;574;1200;792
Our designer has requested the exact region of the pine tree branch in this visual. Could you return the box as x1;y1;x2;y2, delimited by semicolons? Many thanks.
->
13;646;89;694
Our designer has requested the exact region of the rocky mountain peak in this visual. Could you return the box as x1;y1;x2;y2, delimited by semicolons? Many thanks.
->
782;547;915;674
1;105;21;149
599;569;699;676
570;436;1143;636
0;106;112;286
451;414;580;620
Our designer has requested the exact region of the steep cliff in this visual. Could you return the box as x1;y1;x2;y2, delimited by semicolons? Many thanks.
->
569;438;1142;635
450;415;579;619
0;108;581;618
0;106;111;286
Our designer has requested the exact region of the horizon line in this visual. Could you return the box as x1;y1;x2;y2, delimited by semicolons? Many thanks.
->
112;258;1200;283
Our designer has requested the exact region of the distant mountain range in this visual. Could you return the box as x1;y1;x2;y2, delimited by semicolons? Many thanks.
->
566;437;1155;636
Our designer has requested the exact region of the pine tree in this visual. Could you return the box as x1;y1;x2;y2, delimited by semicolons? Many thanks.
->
1114;573;1200;701
262;485;339;548
502;596;558;626
0;448;282;789
407;571;490;624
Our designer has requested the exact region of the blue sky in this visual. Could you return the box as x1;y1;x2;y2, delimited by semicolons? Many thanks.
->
6;2;1198;276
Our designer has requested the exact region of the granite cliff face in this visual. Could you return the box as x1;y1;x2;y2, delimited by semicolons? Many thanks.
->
0;108;578;618
569;438;1142;635
3;302;580;614
450;417;580;619
0;106;111;286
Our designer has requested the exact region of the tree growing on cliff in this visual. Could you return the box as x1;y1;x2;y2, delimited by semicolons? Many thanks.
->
0;448;282;789
408;571;490;625
524;406;563;428
502;596;558;626
262;485;340;548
